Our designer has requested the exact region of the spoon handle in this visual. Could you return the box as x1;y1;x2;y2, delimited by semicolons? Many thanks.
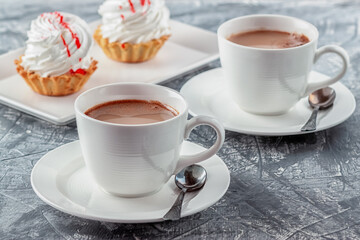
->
163;188;187;221
301;106;320;132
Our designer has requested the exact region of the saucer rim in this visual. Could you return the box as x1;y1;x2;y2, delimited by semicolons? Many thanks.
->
181;67;356;136
31;140;230;223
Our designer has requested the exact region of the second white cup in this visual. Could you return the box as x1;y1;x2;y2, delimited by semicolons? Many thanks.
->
218;14;349;115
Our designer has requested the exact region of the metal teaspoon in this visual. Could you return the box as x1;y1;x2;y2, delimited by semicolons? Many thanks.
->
163;164;207;221
301;87;336;132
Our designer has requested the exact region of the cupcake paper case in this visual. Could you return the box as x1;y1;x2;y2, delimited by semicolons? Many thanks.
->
96;0;171;63
15;12;97;96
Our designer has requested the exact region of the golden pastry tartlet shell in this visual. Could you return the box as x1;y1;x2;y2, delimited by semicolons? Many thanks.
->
94;26;170;63
14;57;98;96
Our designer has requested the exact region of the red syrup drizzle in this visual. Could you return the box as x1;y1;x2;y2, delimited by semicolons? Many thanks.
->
141;0;150;15
70;69;87;75
60;35;71;57
120;1;151;20
41;12;86;74
128;0;136;13
41;12;82;57
55;12;81;49
140;0;151;6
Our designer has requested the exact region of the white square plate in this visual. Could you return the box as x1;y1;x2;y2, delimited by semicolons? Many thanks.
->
0;20;219;125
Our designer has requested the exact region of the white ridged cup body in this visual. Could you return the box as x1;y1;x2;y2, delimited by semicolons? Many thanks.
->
74;83;225;197
218;15;349;115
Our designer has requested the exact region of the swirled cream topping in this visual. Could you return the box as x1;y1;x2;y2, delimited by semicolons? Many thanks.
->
98;0;171;44
21;12;93;77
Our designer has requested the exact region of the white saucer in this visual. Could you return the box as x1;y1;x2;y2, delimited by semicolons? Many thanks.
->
180;68;356;136
31;141;230;223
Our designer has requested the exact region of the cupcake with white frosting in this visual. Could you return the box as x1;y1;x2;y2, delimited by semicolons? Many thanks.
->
94;0;171;62
14;12;97;96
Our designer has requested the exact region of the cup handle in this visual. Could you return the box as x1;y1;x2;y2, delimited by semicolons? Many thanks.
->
304;45;349;96
174;116;225;173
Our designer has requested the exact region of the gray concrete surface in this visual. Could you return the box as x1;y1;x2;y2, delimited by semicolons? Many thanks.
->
1;0;360;239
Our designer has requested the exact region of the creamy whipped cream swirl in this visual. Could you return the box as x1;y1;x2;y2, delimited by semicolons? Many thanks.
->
98;0;171;44
21;12;92;77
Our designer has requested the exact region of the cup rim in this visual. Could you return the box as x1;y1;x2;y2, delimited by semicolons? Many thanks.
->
74;82;188;127
217;14;319;51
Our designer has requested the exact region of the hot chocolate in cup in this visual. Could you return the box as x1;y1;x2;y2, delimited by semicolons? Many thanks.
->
217;14;350;115
74;83;225;198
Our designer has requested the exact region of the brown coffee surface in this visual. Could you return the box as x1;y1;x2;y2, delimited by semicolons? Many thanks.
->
85;100;178;124
227;30;310;49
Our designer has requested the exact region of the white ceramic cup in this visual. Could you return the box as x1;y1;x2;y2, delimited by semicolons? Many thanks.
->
74;83;225;197
218;14;350;115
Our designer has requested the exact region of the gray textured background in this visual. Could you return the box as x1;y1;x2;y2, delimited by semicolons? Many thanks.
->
1;0;360;239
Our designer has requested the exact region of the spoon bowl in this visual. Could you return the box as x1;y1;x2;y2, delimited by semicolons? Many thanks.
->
301;87;336;132
308;87;336;109
163;164;207;221
175;164;207;191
